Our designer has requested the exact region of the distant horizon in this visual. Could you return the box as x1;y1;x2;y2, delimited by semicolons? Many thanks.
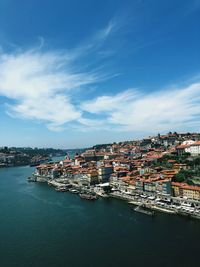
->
0;0;200;147
1;130;199;150
0;132;164;149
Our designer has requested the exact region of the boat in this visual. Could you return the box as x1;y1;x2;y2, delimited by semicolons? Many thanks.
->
55;186;68;192
69;189;79;194
133;205;155;216
79;193;98;200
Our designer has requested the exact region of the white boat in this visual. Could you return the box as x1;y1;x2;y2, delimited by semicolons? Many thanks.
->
69;189;79;194
140;194;147;198
148;196;155;200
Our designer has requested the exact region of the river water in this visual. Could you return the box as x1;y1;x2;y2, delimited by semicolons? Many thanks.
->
0;166;199;267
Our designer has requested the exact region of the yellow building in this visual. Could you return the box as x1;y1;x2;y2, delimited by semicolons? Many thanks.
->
182;188;200;201
172;182;200;200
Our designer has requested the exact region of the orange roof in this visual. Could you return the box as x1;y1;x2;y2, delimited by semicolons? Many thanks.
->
172;182;200;192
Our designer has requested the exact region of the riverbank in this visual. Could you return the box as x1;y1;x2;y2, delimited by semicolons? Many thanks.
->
28;173;200;220
110;191;200;219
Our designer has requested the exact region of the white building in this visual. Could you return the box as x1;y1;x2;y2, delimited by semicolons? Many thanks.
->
185;141;200;156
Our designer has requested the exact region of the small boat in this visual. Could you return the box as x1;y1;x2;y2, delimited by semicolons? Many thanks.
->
79;193;98;200
55;187;68;192
69;189;79;194
133;205;155;216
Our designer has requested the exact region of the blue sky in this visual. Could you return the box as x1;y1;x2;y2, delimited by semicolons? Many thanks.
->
0;0;200;148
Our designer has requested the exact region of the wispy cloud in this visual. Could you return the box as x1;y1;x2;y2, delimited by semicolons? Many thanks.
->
1;42;200;134
0;19;124;131
1;17;200;135
97;19;118;40
0;48;100;131
71;18;120;59
81;89;139;113
81;82;200;133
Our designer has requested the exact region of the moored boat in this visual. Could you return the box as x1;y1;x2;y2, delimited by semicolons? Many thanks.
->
79;193;98;200
134;205;155;216
69;189;79;194
55;186;68;192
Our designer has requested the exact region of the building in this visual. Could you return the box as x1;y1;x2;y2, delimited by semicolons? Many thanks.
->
98;165;113;182
177;141;200;156
135;180;144;192
143;180;156;193
185;141;200;156
74;170;99;185
172;182;200;201
156;179;171;195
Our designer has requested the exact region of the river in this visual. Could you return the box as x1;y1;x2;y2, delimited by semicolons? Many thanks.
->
0;166;199;267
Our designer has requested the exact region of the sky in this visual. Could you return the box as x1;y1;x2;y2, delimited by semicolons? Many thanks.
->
0;0;200;148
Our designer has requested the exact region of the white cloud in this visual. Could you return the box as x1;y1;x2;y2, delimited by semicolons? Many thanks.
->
0;18;122;132
1;44;200;135
0;50;99;98
0;48;99;131
1;44;200;134
0;19;200;135
81;90;138;113
81;82;200;133
8;95;80;131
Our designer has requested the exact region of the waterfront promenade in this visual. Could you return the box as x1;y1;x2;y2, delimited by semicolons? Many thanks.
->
30;173;200;220
110;191;200;218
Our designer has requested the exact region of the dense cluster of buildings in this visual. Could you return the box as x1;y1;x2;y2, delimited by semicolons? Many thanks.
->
34;132;200;203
